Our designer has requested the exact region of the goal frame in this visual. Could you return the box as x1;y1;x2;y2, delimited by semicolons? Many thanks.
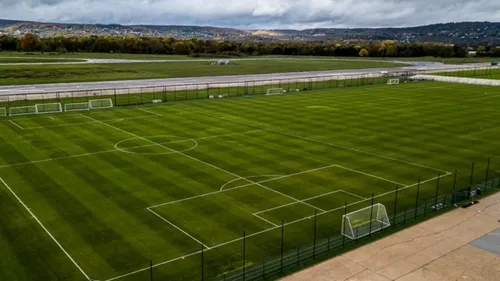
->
35;103;63;114
9;105;38;116
64;102;90;112
0;107;6;117
266;88;284;96
89;99;113;110
387;78;400;85
341;203;390;240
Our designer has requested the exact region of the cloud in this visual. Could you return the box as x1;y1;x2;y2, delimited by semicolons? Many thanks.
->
0;0;499;29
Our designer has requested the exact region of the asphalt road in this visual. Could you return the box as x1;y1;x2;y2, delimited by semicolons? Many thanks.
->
0;61;487;95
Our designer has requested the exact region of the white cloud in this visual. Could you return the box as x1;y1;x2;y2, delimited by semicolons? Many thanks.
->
0;0;499;29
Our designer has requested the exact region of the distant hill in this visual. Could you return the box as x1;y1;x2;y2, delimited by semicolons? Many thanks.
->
0;19;499;45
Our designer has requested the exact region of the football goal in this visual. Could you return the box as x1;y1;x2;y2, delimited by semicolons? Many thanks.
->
387;79;400;85
89;99;113;110
9;106;38;116
64;102;90;112
341;203;390;240
0;107;6;117
35;103;63;114
266;88;284;95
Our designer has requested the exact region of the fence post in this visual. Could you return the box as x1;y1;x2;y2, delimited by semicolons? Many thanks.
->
262;260;265;279
485;158;490;193
201;244;204;281
434;173;441;212
468;162;475;199
280;220;284;273
342;201;347;248
452;169;458;205
393;186;399;227
369;193;374;237
242;231;246;281
414;178;420;219
313;210;317;259
150;260;153;281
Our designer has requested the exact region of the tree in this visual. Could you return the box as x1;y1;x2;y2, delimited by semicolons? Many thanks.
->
20;33;40;52
359;48;369;57
173;41;191;55
476;46;486;57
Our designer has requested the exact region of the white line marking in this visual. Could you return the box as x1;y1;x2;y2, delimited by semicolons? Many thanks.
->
335;164;407;187
468;93;500;101
138;108;162;117
9;120;24;130
82;113;326;214
220;174;281;191
0;150;116;169
0;129;264;169
150;164;339;209
0;177;90;280
49;116;55;120
147;208;209;249
175;107;449;173
340;189;368;200
252;213;279;227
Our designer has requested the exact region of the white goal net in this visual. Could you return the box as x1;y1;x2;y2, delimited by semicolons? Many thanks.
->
387;79;400;85
89;99;113;110
0;107;6;117
35;103;63;114
266;88;284;95
65;102;90;112
9;106;38;116
341;203;390;240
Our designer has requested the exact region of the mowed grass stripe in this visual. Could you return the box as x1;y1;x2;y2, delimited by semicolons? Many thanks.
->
60;156;203;264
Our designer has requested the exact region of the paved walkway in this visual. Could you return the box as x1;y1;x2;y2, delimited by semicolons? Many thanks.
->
282;192;500;281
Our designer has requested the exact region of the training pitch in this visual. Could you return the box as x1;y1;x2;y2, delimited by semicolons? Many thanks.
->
0;81;499;281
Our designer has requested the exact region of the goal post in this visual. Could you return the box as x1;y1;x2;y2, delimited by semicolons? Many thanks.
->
266;88;284;95
89;99;113;110
64;102;90;112
387;78;400;85
341;203;390;240
0;107;6;117
9;105;38;116
35;103;63;114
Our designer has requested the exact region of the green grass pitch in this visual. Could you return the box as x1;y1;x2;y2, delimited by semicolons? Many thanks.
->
0;81;499;281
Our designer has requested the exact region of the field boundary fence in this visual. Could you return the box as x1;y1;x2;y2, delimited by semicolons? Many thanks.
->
0;66;498;113
212;158;500;281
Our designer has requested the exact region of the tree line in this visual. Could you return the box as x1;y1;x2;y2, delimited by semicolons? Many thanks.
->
0;33;485;58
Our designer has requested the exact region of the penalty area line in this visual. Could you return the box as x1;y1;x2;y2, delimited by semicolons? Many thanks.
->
9;120;24;130
110;173;451;281
0;177;90;280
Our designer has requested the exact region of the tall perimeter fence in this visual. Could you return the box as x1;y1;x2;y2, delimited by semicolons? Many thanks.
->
0;66;498;111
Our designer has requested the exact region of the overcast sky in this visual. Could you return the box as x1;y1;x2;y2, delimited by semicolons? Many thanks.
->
0;0;499;29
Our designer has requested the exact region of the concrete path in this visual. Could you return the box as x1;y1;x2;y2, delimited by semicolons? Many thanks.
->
282;192;500;281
